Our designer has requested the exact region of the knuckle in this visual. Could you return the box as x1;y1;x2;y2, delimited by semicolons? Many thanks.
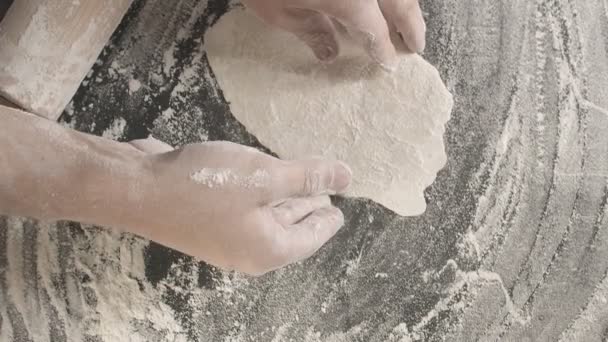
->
282;200;297;212
303;168;322;194
272;208;287;224
273;208;289;225
261;11;284;27
294;199;314;214
311;218;324;240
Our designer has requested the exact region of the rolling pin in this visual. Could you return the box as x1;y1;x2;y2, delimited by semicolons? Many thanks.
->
0;0;133;120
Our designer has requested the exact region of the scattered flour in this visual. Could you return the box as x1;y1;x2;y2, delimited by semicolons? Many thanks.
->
0;218;188;342
387;323;413;342
163;44;178;76
101;117;127;140
6;0;603;341
558;272;608;341
128;78;142;94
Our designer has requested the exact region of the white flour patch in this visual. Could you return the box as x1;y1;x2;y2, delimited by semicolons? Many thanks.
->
163;44;178;76
246;169;271;188
559;272;608;341
190;168;269;189
101;117;127;140
1;219;189;342
128;78;142;93
190;168;234;188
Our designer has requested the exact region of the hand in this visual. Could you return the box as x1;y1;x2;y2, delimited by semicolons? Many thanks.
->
0;109;350;276
241;0;426;68
128;138;352;276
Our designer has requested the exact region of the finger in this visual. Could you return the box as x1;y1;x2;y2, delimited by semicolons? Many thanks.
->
270;159;352;200
379;0;426;53
129;136;174;154
299;0;398;69
280;9;339;62
272;195;331;225
283;206;345;263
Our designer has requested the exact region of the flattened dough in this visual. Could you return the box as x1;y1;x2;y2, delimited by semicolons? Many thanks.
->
204;7;453;216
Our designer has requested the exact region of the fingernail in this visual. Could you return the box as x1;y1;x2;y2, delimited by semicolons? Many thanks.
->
330;207;345;225
404;27;426;53
414;31;426;53
332;161;352;193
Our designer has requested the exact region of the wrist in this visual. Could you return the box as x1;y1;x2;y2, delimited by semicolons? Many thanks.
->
65;138;152;230
0;106;153;228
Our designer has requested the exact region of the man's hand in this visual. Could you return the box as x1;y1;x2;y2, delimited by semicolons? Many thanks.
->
0;107;351;276
241;0;426;68
129;138;352;276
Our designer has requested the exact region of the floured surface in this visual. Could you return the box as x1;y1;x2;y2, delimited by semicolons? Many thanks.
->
204;8;453;216
4;0;608;341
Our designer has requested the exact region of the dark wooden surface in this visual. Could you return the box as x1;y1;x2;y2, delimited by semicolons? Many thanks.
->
1;0;608;341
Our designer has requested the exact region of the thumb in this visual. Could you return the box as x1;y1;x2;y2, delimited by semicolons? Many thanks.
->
267;159;352;201
281;9;340;62
297;0;398;69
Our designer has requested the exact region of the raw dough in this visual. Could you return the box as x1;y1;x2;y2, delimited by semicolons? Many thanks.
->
204;7;453;216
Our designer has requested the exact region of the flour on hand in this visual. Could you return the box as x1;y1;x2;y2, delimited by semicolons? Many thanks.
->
204;8;453;216
190;168;269;189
